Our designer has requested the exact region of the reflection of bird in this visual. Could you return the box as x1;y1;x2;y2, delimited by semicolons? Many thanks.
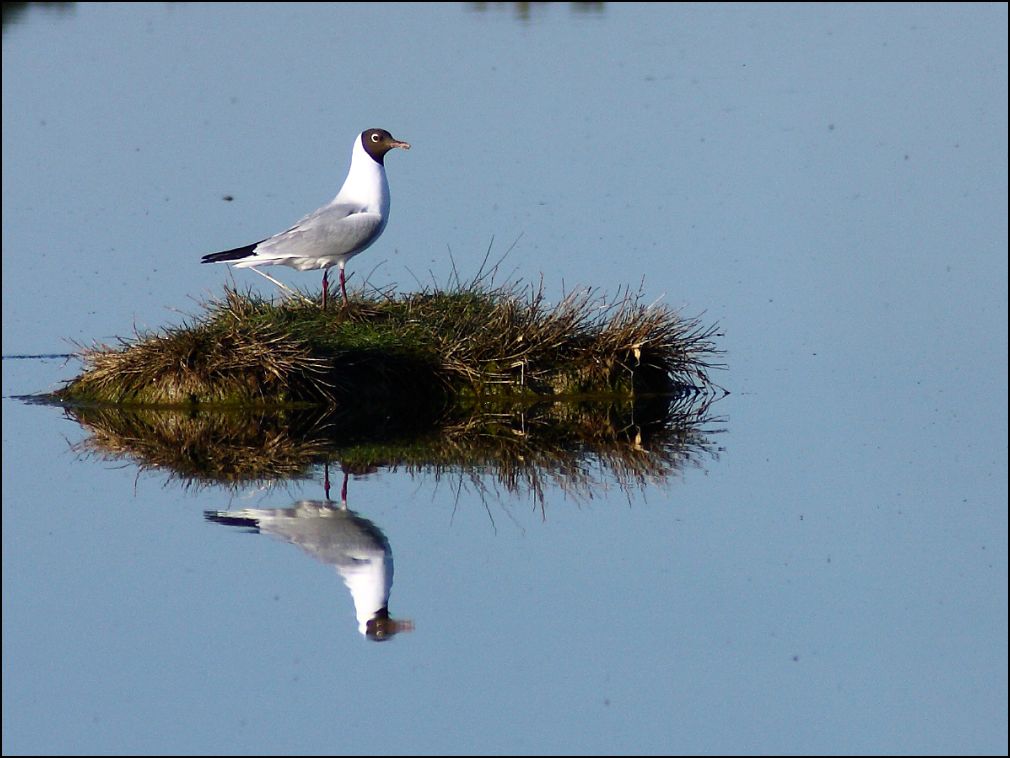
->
205;499;412;641
201;128;410;308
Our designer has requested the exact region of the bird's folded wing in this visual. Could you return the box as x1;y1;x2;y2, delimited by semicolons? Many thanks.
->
233;206;385;269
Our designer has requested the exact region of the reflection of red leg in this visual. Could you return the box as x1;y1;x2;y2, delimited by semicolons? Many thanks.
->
323;461;331;500
322;270;329;309
341;471;349;504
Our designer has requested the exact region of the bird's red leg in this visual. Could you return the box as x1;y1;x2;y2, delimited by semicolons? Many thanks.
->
321;270;329;309
340;266;349;307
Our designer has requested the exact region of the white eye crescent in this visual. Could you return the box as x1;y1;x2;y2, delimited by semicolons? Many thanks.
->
370;133;381;142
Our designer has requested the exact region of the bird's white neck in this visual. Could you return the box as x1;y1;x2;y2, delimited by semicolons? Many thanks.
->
332;134;390;215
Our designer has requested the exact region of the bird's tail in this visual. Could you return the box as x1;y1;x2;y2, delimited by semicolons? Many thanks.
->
204;510;261;532
201;242;261;264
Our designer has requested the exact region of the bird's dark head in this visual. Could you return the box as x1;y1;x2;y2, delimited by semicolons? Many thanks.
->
365;609;414;641
361;128;410;164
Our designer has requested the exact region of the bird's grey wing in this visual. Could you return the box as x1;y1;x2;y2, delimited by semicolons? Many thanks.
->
278;200;355;235
248;203;384;268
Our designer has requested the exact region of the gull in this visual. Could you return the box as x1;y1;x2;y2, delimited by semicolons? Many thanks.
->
201;128;410;308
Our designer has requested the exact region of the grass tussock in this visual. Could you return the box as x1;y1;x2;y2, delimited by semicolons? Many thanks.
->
57;277;724;408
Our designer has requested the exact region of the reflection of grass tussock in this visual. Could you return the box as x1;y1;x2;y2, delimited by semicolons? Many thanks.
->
56;278;723;407
384;393;723;505
58;392;724;499
66;405;333;484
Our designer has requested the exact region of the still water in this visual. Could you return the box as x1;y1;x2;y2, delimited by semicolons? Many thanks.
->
2;3;1007;755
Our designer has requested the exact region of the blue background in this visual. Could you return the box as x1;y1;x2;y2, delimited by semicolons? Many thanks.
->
3;3;1007;755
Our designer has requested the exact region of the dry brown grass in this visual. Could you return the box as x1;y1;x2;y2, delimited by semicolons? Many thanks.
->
56;278;724;408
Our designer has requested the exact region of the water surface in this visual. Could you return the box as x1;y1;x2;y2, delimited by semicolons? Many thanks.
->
3;3;1007;755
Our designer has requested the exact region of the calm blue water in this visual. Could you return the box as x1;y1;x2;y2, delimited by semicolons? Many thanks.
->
3;3;1007;755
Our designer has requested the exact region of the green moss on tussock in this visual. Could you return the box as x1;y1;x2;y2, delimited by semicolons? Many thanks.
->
56;280;724;408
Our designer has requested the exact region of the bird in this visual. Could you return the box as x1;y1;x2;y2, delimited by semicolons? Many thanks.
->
201;128;410;308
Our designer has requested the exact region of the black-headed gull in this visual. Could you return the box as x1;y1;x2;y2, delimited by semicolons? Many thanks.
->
202;128;410;308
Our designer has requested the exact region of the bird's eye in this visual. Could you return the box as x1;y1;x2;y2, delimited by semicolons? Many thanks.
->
371;133;381;142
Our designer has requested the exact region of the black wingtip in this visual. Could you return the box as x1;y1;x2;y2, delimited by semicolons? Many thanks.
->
204;511;261;532
201;242;260;264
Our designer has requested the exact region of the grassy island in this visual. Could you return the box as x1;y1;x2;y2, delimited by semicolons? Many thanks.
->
55;279;723;409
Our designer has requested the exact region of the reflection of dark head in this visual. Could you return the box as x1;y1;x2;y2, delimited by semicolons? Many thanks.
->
366;608;415;642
